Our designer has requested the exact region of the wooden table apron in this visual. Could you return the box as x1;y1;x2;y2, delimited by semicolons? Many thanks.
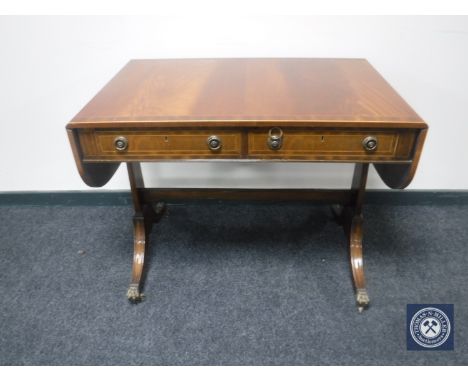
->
66;58;428;310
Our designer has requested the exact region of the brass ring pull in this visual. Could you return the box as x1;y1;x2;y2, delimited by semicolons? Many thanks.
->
267;127;283;150
362;136;378;152
114;136;129;152
207;135;222;151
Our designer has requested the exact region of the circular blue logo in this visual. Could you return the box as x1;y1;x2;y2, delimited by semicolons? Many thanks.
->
410;307;451;348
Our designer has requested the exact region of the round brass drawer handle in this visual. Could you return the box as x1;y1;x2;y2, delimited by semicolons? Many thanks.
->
207;135;222;151
267;127;283;150
114;136;129;152
362;136;378;152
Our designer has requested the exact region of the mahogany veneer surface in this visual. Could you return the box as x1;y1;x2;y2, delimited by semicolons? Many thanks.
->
67;58;426;128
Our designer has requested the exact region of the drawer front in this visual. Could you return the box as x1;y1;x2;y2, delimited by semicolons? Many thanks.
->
79;129;243;160
248;129;417;160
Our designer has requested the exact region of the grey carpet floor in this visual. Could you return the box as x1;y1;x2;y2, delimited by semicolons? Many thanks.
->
0;202;467;365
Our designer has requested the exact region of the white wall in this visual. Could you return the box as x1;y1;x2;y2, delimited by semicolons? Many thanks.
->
1;15;467;191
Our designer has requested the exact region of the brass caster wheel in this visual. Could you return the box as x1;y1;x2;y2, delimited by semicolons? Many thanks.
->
356;288;369;312
127;284;144;303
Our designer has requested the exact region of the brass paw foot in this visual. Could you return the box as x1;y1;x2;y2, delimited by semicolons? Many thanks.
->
127;284;144;303
151;202;166;216
356;288;370;312
330;204;344;225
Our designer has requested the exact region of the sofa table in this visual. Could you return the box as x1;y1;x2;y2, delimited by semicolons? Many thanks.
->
66;58;427;310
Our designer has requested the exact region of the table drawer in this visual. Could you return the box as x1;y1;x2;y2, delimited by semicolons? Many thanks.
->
79;129;243;160
247;128;417;161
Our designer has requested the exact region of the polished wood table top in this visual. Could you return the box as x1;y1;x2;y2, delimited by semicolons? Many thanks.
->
69;58;425;128
67;58;428;309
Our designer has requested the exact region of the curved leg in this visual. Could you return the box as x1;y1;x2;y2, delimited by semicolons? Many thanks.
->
127;216;147;303
342;163;370;312
349;215;369;312
126;163;160;303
